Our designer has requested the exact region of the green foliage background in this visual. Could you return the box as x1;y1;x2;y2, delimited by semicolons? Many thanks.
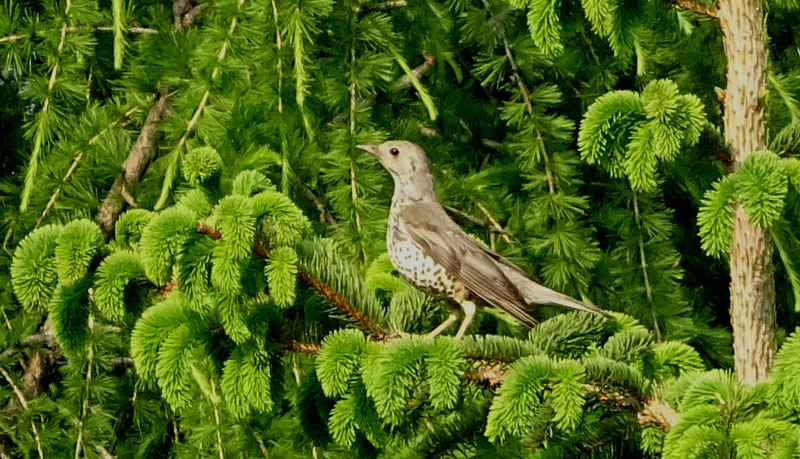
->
1;0;800;456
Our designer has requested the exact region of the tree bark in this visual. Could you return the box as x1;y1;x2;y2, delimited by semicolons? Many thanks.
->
718;0;776;385
96;94;171;237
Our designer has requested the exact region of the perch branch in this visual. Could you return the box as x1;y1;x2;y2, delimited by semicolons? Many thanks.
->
288;337;678;431
463;362;678;431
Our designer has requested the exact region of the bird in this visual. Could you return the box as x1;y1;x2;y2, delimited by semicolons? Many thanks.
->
357;140;612;339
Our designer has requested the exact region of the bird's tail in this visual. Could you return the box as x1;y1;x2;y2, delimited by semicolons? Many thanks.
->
520;281;612;317
499;265;613;318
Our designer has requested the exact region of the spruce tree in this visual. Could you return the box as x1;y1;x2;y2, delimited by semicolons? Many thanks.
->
1;0;800;457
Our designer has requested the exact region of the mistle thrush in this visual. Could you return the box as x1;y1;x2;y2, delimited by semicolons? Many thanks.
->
357;140;611;339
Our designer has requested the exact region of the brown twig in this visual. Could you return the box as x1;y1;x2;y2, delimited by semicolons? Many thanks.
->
298;271;386;337
96;94;171;237
661;0;718;18
290;341;322;353
390;54;436;91
0;332;56;361
443;205;513;238
475;202;512;244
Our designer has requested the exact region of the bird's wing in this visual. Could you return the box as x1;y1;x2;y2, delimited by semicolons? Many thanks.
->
401;201;612;320
399;202;538;326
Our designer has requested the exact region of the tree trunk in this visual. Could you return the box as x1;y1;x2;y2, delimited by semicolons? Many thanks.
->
718;0;776;385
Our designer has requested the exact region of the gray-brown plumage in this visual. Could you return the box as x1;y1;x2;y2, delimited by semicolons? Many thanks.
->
357;140;611;338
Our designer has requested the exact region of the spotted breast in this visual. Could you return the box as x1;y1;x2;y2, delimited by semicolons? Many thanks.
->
387;201;468;302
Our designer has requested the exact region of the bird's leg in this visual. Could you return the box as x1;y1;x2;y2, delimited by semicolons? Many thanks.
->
454;301;476;339
425;313;459;340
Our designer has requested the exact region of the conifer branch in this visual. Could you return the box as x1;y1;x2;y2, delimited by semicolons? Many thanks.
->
347;32;367;260
0;26;157;43
290;341;322;353
476;201;512;244
463;363;678;431
74;316;96;459
661;0;718;18
156;0;245;209
195;223;388;337
210;378;225;459
297;270;386;337
367;0;407;9
253;433;270;457
19;1;73;212
0;332;56;361
631;191;661;341
480;0;556;195
96;445;114;459
97;95;172;236
36;106;140;229
0;34;27;43
0;368;44;459
0;367;29;411
298;180;336;224
271;0;283;115
443;205;512;239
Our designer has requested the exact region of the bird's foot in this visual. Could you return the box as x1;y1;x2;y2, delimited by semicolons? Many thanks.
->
454;301;476;339
425;313;459;340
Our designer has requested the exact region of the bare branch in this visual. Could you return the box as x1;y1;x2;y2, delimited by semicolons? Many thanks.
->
96;94;171;237
443;205;512;238
0;332;56;361
475;201;512;244
391;54;435;91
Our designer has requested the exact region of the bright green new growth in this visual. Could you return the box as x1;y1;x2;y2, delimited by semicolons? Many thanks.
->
313;311;717;452
663;367;800;459
182;146;223;187
222;346;274;418
578;79;705;192
10;225;62;312
265;246;298;308
698;152;800;257
115;209;153;250
54;219;104;285
4;0;800;455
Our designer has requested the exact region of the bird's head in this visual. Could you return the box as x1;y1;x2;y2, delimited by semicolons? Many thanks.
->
357;140;436;201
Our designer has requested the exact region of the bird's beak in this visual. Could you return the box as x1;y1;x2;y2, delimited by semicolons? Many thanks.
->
356;144;378;156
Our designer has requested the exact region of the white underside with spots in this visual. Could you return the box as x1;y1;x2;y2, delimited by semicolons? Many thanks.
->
387;204;467;301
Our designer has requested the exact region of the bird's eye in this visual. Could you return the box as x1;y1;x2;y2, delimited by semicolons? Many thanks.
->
390;147;400;156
